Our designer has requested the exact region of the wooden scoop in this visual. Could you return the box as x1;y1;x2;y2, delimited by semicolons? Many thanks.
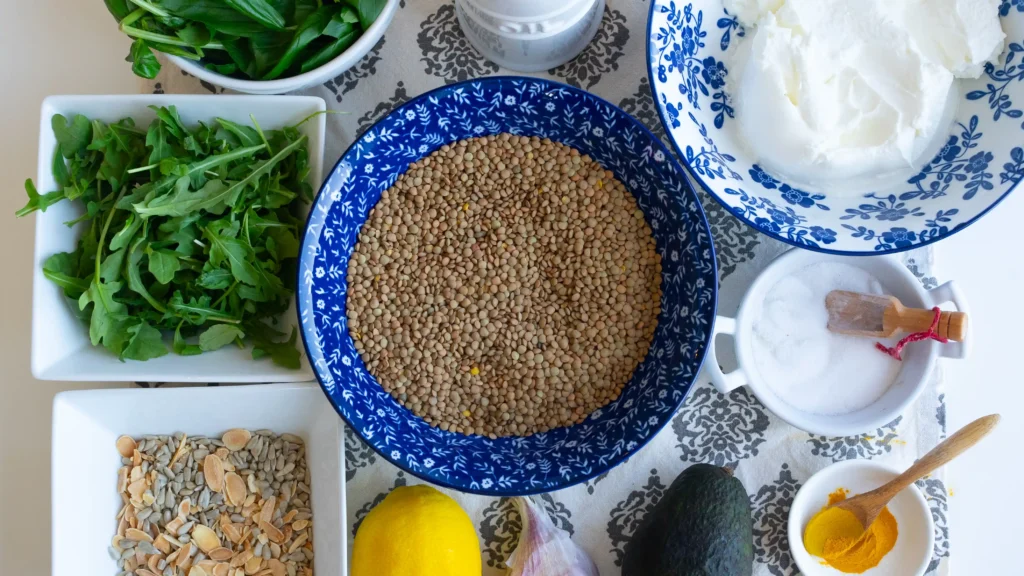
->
829;414;999;529
825;290;968;341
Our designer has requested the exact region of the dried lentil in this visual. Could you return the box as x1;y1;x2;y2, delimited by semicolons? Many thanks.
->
347;134;662;437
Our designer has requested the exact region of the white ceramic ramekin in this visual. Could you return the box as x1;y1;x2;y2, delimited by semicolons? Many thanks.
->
455;0;605;72
789;460;934;576
169;0;400;95
703;249;969;436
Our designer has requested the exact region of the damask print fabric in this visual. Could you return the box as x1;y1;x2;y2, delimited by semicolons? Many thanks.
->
142;1;951;574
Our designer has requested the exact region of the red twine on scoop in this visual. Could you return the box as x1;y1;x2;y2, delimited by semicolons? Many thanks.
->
875;306;948;361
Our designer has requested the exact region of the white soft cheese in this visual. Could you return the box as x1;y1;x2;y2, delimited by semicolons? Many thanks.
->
724;0;1004;191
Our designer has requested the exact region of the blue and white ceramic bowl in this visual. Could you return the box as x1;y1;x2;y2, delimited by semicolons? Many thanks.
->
297;77;717;495
648;0;1024;254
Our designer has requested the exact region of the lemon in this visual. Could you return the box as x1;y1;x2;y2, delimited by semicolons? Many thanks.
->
351;484;481;576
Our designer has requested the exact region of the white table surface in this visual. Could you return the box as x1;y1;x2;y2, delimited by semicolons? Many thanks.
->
1;2;1019;573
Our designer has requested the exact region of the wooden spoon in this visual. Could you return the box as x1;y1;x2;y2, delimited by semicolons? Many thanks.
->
825;290;968;341
830;414;1000;529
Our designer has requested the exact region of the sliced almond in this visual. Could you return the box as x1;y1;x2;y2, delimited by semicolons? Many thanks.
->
142;491;156;506
148;553;163;573
209;547;233;561
260;521;284;544
222;429;251;451
166;517;184;535
213;564;231;576
132;448;142;467
136;569;158;576
117;517;127;538
266;559;286;576
231;550;252;568
176;542;192;568
247;475;259;495
166;550;181;565
117;466;130;493
128;478;147;501
290;519;308;531
243;555;262;575
116;435;137;458
216;447;230;459
259;496;276;524
196;560;218;572
125;528;153;543
188;567;209;576
287;532;308;554
130;466;144;483
124;556;139;572
269;542;281;558
192;524;221;553
203;454;226;493
225;473;246;507
222;522;242;544
153;534;171;554
178;497;192;520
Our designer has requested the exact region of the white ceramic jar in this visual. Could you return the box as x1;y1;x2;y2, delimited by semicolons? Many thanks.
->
455;0;605;72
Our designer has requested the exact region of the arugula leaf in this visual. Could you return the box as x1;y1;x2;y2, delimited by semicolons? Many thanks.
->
147;247;181;284
197;266;235;290
16;179;64;217
53;146;70;188
173;321;203;355
199;324;245;351
43;253;90;298
216;118;263;148
168;291;239;324
110;213;144;251
127;237;168;314
262;5;334;80
250;326;300;369
129;39;161;79
101;248;127;283
52;114;92;158
79;280;130;353
225;0;286;31
123;321;169;361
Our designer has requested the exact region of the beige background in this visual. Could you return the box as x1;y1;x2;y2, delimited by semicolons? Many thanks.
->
1;1;1021;574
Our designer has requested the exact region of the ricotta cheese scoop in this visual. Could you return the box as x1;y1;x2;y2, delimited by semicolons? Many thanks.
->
725;0;1004;192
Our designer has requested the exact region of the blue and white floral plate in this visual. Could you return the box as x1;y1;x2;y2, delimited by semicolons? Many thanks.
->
297;77;718;495
648;0;1024;254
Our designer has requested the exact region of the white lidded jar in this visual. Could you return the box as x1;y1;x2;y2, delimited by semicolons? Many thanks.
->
455;0;605;72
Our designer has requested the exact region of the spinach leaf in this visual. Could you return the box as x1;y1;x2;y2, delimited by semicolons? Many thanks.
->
175;22;212;46
104;0;132;20
129;39;162;79
225;0;286;31
300;26;358;73
262;5;334;80
345;0;386;30
158;0;269;37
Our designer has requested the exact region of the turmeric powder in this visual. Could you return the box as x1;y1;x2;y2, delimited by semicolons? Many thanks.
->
803;488;898;574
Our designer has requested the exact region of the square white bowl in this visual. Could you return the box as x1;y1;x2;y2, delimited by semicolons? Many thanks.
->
51;382;346;576
31;95;325;382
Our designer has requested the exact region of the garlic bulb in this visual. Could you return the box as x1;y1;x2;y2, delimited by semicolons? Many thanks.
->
506;496;600;576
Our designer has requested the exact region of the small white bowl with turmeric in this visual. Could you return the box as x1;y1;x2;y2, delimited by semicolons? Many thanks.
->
789;460;934;576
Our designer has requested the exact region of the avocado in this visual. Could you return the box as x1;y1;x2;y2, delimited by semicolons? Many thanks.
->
621;464;753;576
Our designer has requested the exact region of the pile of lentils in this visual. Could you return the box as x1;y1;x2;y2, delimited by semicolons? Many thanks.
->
347;134;662;437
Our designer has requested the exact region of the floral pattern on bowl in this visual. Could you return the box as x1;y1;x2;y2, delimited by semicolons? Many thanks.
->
647;0;1024;254
297;77;717;495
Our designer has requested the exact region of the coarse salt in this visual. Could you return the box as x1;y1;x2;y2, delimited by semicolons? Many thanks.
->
750;262;901;416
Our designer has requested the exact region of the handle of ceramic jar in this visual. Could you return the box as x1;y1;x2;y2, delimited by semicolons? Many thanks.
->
703;315;748;394
927;280;971;360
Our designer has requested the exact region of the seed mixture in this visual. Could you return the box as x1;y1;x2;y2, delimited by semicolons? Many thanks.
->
347;134;662;437
111;430;313;576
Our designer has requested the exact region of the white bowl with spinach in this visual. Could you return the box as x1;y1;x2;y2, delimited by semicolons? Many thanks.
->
23;95;323;382
105;0;400;94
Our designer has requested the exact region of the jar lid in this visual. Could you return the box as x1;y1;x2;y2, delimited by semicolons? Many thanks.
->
462;0;594;21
